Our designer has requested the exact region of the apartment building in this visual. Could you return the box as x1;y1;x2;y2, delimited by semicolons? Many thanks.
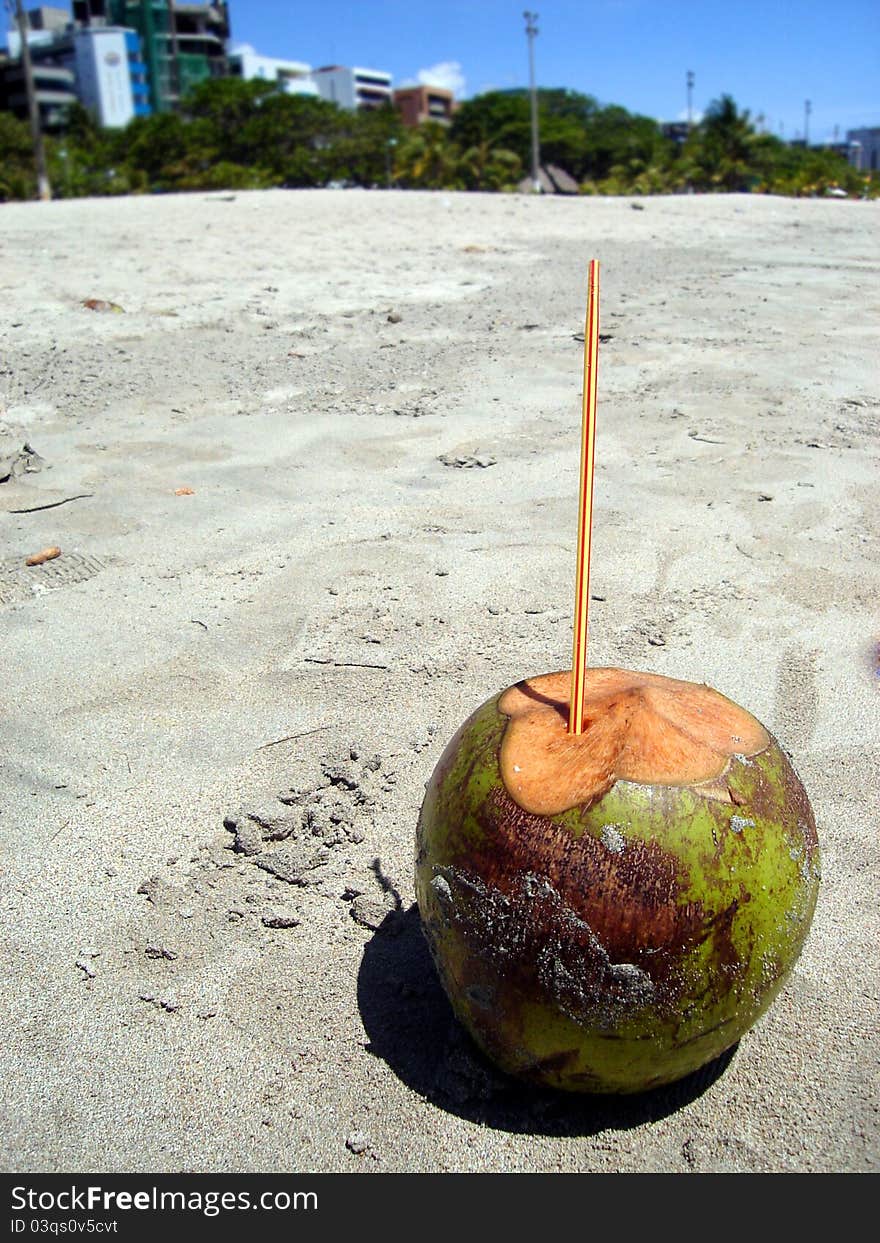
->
3;8;73;128
311;64;392;111
73;1;230;112
74;26;151;126
4;5;151;128
393;84;455;127
228;45;318;97
0;52;77;131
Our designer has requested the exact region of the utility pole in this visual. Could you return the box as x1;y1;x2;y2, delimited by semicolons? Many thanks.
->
686;70;694;131
804;99;811;147
12;0;51;200
523;10;541;192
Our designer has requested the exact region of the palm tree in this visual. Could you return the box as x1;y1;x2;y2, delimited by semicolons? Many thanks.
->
459;140;522;191
394;123;462;189
696;95;760;191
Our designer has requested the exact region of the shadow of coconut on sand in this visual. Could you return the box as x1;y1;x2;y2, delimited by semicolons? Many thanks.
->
356;904;737;1138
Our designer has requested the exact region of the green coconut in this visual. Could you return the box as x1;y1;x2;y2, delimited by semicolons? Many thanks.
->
415;667;820;1095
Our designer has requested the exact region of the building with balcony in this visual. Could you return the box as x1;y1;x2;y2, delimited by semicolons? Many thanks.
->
393;84;455;127
4;6;150;128
73;1;230;112
0;54;76;130
5;9;78;130
228;45;318;97
168;1;230;103
311;64;392;112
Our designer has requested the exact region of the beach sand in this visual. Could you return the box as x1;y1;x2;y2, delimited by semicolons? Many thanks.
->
1;188;877;1172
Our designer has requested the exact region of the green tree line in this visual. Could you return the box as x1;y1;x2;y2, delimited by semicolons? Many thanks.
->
0;79;872;201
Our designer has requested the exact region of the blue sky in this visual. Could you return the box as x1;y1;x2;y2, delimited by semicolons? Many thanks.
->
233;0;879;140
13;1;880;140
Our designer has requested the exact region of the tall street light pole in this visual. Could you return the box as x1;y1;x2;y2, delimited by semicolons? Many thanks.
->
524;10;541;192
12;0;51;200
686;70;694;131
804;99;811;147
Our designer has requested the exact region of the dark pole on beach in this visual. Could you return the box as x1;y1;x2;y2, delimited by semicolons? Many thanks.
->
12;0;52;200
524;10;541;192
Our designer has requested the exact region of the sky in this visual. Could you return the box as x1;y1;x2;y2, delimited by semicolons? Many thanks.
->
12;1;880;140
234;0;880;141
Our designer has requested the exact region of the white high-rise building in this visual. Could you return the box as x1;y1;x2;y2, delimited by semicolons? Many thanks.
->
73;28;136;127
310;65;392;111
228;44;319;96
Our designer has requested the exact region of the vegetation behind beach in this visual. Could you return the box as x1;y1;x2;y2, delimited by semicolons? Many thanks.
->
0;79;872;201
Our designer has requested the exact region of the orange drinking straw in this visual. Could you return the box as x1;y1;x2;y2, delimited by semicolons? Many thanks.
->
569;259;600;735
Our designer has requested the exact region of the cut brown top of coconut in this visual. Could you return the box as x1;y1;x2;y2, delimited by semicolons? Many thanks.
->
498;668;769;816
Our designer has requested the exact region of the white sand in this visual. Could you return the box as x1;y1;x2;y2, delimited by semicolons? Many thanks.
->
1;189;877;1172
